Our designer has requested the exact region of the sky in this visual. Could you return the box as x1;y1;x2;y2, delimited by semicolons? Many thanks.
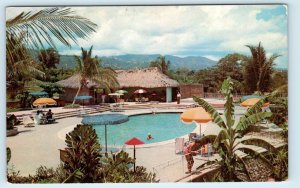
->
6;5;288;69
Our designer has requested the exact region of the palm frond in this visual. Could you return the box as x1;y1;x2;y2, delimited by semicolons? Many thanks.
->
193;96;226;128
236;112;272;132
240;138;276;153
221;77;235;127
6;7;97;50
213;130;228;149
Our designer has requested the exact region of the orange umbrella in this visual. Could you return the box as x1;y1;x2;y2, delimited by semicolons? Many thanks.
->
241;98;269;107
32;98;57;106
181;107;213;135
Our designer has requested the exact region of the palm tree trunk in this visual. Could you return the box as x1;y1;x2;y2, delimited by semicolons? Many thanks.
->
72;84;82;105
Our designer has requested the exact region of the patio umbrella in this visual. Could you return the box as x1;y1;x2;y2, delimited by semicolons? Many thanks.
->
125;137;145;172
241;98;269;107
32;98;57;107
75;95;92;108
115;90;128;94
241;95;263;102
134;89;147;102
29;91;48;97
134;89;147;94
82;114;129;153
180;107;213;136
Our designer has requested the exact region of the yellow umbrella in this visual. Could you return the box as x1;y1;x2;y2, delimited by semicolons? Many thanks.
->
241;98;269;107
181;107;213;135
33;98;57;106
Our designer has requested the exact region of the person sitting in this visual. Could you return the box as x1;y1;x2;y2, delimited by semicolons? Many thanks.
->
46;109;55;123
34;110;42;125
147;133;153;140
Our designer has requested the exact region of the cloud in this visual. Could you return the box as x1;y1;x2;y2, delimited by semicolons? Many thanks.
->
6;5;288;68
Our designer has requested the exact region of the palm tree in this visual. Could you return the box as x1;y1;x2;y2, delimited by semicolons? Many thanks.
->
149;56;170;74
6;7;97;95
72;46;119;105
244;42;280;93
193;77;284;181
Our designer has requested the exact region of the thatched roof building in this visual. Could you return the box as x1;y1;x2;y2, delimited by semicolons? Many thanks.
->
57;67;179;89
57;67;179;103
116;67;179;88
56;73;98;89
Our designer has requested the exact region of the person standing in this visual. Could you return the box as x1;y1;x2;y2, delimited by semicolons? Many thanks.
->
177;91;181;104
183;141;200;174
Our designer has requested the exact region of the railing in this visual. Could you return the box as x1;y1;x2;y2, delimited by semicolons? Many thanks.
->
152;156;185;182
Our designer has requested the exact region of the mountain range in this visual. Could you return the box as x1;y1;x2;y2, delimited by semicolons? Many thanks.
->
58;54;217;70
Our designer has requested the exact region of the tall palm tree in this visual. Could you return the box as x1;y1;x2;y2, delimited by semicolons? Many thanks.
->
193;77;285;181
6;7;97;94
149;55;170;74
244;42;280;93
72;46;119;105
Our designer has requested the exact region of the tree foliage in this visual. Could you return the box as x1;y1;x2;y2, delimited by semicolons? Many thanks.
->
244;42;280;93
149;55;170;75
63;124;102;182
38;48;60;69
72;46;119;105
6;7;97;99
193;77;281;181
38;82;64;97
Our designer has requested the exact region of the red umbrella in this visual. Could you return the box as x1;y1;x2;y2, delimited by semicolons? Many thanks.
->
125;137;145;172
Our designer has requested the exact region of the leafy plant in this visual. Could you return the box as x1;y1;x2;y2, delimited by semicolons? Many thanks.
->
100;150;156;183
62;124;102;183
193;77;275;181
38;82;64;98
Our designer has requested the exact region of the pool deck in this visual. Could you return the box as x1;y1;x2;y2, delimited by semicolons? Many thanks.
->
6;102;284;182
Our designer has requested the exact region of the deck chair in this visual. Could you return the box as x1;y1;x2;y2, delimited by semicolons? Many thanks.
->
23;116;35;127
175;138;185;154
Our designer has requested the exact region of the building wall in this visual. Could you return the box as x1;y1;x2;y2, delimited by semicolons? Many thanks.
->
179;84;204;99
60;87;91;104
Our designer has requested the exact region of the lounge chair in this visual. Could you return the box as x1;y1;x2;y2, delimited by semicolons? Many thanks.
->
175;137;185;154
23;116;35;127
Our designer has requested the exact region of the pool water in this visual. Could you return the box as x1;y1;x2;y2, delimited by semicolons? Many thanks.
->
93;113;196;146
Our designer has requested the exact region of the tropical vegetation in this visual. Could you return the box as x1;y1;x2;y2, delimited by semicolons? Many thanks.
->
71;46;119;105
6;7;97;100
193;77;287;181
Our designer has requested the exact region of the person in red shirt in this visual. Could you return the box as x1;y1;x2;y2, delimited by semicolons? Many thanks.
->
183;141;200;174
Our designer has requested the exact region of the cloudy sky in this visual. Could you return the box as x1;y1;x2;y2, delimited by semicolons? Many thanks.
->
6;5;288;68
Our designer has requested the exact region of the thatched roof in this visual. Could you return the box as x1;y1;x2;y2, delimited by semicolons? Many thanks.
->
57;67;179;89
56;73;98;89
116;67;179;88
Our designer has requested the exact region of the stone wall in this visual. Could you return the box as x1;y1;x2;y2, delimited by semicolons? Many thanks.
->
179;84;204;99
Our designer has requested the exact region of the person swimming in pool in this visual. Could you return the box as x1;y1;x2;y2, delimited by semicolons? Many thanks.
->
147;133;153;140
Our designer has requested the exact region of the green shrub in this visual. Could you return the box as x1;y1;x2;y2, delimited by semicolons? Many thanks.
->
62;124;102;183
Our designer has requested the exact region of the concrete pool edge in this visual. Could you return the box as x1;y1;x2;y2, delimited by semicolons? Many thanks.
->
57;109;199;148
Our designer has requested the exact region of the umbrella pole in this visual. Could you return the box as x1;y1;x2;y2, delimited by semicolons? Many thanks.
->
134;145;136;173
105;124;107;153
199;123;201;136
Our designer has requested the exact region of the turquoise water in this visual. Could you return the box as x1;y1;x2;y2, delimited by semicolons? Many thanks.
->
93;113;196;146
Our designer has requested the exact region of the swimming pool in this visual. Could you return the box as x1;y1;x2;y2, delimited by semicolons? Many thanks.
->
93;113;196;146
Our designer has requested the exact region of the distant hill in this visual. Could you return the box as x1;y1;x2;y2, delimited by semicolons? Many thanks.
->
58;54;217;70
